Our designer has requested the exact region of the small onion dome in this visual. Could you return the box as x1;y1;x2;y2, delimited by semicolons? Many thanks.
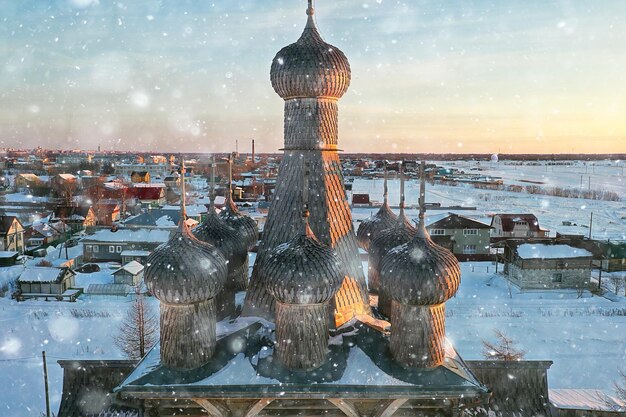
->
270;9;351;100
356;203;397;251
380;228;461;306
218;199;259;250
369;212;417;264
193;206;248;272
145;224;227;304
263;227;343;305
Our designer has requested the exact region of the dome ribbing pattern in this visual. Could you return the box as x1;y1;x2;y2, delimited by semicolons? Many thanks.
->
270;5;350;100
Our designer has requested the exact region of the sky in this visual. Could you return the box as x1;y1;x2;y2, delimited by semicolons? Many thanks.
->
1;0;625;154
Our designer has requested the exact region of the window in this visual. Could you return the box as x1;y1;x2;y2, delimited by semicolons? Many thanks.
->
552;273;563;283
464;229;479;236
85;244;92;252
463;245;477;254
109;245;115;253
116;245;123;253
430;229;445;236
93;245;99;253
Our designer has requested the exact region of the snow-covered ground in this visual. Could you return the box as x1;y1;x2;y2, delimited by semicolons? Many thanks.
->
0;261;624;416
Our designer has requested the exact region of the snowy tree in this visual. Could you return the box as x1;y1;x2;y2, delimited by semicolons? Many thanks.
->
114;288;158;359
482;330;526;361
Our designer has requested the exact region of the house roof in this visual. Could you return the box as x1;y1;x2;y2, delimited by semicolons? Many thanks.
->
82;228;171;244
0;251;19;259
57;173;76;181
16;173;40;181
113;260;144;276
0;215;21;234
30;222;68;238
516;244;594;260
120;250;150;257
127;187;165;201
52;205;92;221
493;213;543;232
18;267;72;283
427;213;492;230
550;389;625;411
131;171;150;176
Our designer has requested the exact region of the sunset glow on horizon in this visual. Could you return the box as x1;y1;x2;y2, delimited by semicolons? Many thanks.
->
1;1;625;154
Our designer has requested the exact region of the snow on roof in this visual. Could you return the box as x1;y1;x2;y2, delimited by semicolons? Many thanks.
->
516;244;593;259
82;228;171;243
120;250;150;257
155;215;175;227
0;251;19;258
18;267;65;283
550;389;625;411
113;260;144;276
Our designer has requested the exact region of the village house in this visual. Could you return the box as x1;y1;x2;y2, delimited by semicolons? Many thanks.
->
127;184;166;206
120;250;150;265
0;251;19;267
81;228;171;263
491;213;550;240
52;205;97;234
14;173;44;191
426;213;493;261
114;163;169;179
51;173;78;200
130;171;150;183
0;215;25;254
16;266;78;301
503;242;593;290
94;200;121;226
112;260;144;285
25;221;69;250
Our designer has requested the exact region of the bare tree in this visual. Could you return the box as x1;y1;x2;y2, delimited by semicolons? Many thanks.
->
114;288;158;359
482;330;526;361
609;275;624;296
598;369;626;416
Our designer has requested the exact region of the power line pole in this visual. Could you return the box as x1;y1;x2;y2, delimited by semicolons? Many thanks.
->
42;350;50;417
588;212;593;240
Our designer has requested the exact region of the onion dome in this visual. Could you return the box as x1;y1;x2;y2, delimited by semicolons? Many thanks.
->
263;221;343;305
357;168;397;251
219;197;259;250
369;211;417;265
270;2;351;100
145;216;227;305
193;205;248;272
380;226;460;306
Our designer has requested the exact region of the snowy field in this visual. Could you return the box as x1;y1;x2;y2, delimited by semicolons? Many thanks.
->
1;262;625;416
351;160;626;241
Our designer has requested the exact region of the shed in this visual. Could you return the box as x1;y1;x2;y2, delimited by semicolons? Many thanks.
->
120;250;150;266
17;266;76;296
352;193;371;206
550;389;625;417
0;251;19;267
112;261;144;286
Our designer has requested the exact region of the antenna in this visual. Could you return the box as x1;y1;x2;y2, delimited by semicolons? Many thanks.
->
210;155;216;206
399;161;405;216
383;162;388;205
180;159;187;225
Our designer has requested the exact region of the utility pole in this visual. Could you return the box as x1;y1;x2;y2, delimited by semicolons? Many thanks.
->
588;176;591;193
42;351;50;417
580;175;583;189
588;212;593;239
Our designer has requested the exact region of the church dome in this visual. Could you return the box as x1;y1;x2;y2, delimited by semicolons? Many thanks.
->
263;226;343;305
145;224;227;305
357;203;397;251
270;5;351;100
193;205;247;272
369;212;417;266
380;228;460;306
219;199;259;250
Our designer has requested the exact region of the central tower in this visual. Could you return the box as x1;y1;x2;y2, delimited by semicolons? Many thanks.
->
244;1;370;325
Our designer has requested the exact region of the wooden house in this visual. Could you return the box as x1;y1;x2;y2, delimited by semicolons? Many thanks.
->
82;228;170;263
120;250;150;265
550;389;625;417
112;260;144;285
94;200;121;226
127;185;166;206
352;193;371;206
0;251;19;267
491;213;550;240
52;205;97;233
14;173;43;191
51;173;78;199
16;266;77;300
504;242;593;290
426;213;493;261
25;221;68;250
130;171;151;184
0;215;25;254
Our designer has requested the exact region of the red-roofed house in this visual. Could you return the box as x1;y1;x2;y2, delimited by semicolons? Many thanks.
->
128;186;166;206
491;214;550;240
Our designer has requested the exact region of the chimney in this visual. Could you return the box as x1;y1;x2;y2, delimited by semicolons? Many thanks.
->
251;139;255;164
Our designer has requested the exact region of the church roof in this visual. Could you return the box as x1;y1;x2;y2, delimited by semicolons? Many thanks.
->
115;319;488;402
